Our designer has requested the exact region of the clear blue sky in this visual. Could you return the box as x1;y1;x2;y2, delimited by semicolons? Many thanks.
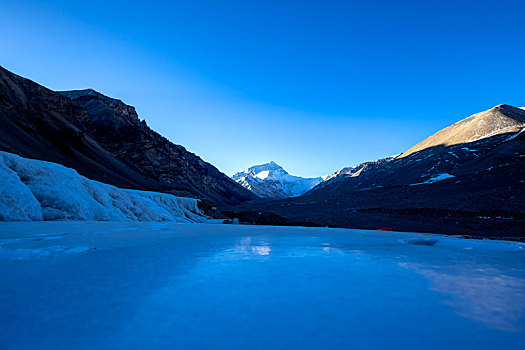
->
1;0;524;177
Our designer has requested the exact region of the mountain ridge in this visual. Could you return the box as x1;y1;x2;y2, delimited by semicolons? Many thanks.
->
233;161;323;199
224;104;525;238
315;104;525;190
400;104;525;158
0;65;255;206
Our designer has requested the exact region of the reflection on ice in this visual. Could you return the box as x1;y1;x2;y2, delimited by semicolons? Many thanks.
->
402;262;525;331
322;245;343;253
252;245;271;255
235;236;271;256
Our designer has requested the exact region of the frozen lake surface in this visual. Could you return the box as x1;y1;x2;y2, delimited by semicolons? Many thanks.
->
1;222;524;349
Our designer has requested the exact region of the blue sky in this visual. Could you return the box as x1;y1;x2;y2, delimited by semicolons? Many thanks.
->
1;0;524;177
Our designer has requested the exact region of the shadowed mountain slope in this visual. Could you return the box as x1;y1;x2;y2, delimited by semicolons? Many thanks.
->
0;66;255;205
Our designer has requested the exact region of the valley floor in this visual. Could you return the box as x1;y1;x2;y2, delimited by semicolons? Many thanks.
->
1;222;524;349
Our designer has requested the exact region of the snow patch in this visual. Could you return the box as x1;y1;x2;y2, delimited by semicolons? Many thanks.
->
255;170;270;180
410;173;456;186
504;127;525;142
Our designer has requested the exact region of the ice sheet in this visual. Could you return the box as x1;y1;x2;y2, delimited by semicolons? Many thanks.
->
0;222;524;349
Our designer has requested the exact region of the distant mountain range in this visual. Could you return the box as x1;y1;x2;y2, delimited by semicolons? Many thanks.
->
232;161;324;199
0;65;255;206
225;104;525;239
1;65;524;238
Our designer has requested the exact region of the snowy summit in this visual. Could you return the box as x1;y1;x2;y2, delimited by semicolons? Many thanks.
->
232;161;323;199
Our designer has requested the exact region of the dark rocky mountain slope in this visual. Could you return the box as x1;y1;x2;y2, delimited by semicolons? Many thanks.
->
224;105;525;239
0;65;255;205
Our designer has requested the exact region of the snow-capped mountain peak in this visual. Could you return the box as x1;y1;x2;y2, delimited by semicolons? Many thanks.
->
232;162;323;199
244;161;287;180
